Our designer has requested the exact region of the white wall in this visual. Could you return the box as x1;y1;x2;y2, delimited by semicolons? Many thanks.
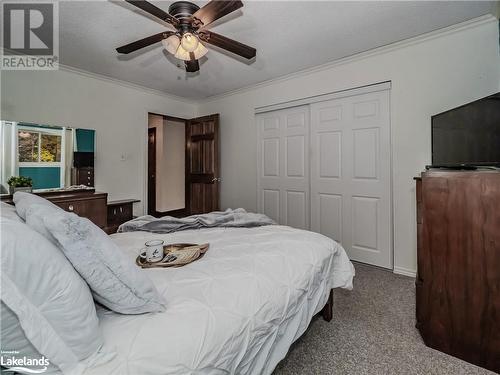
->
162;119;185;212
0;68;197;215
148;115;185;212
197;17;500;276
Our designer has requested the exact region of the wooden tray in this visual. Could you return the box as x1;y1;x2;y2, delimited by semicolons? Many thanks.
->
136;243;209;268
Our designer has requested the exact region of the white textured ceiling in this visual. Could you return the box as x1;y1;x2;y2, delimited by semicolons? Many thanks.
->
59;1;497;99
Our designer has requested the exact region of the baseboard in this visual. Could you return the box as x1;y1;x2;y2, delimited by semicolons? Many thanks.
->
393;267;416;278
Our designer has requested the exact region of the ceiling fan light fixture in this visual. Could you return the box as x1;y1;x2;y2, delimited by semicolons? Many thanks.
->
174;42;208;61
180;32;199;52
162;34;180;54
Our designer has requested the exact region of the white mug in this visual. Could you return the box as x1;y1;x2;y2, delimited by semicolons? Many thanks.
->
143;240;164;263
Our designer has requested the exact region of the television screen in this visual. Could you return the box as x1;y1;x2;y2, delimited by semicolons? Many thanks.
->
432;92;500;167
73;151;94;168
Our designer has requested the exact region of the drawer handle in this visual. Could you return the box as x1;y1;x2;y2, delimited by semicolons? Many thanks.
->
68;205;74;212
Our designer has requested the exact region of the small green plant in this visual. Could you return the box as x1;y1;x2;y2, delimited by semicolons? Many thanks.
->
7;176;33;188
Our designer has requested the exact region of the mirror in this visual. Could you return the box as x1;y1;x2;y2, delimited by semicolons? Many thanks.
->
0;121;96;195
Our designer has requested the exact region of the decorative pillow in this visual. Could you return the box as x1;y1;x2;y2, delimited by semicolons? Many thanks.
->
13;191;61;219
1;201;23;222
0;218;107;374
13;192;62;242
42;207;166;314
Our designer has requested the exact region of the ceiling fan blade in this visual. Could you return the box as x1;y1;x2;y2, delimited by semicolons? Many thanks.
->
125;0;179;26
199;31;255;59
116;31;173;54
191;0;243;28
185;59;200;73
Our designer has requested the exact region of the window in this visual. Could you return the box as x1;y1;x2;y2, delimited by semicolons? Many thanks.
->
18;130;61;163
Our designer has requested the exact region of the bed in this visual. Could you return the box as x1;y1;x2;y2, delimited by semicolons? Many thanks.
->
86;224;354;375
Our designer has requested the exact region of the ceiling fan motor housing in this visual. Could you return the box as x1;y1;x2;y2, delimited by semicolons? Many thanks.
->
169;1;200;27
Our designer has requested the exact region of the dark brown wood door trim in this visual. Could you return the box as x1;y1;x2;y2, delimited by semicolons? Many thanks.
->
147;127;156;215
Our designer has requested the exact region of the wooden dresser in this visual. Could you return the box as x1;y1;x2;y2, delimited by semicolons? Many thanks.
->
105;199;139;234
2;190;108;229
72;167;95;188
415;170;500;372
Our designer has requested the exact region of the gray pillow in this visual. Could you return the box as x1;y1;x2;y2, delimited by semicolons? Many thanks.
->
0;217;107;374
13;191;61;219
13;192;62;242
41;206;166;314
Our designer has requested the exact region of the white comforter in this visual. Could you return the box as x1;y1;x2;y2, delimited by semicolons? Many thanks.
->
86;225;354;375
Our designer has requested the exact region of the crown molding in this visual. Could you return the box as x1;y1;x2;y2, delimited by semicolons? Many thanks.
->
200;14;497;104
58;63;197;105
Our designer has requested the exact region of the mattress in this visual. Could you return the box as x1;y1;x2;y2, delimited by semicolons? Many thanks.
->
85;225;355;375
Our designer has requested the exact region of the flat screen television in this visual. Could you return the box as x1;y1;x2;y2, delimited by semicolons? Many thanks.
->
431;92;500;167
73;151;94;168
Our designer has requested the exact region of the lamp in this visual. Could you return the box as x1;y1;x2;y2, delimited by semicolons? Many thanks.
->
174;42;208;61
180;32;199;52
162;35;180;54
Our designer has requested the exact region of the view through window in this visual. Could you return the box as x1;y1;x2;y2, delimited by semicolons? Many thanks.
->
18;130;62;163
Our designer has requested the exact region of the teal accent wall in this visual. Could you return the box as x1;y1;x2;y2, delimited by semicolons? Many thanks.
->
19;167;60;189
76;129;95;152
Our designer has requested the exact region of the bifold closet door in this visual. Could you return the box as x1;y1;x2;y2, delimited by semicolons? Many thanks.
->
310;89;392;268
257;105;310;229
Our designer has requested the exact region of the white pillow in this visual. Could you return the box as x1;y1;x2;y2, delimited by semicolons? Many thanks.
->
41;207;166;314
13;192;62;242
13;191;60;219
1;201;23;222
0;218;106;374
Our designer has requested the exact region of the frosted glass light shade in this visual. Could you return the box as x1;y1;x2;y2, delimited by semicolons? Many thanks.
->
180;32;199;52
162;35;180;54
174;42;208;61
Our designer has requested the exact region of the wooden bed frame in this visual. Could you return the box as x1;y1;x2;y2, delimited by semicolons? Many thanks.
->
320;289;333;322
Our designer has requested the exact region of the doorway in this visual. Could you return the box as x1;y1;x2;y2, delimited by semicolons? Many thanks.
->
147;113;221;217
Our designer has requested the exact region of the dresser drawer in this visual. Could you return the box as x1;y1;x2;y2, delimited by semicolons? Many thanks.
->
108;204;133;226
55;197;107;228
105;199;139;234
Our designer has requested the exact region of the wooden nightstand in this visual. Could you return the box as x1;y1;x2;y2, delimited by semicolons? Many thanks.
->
105;199;140;234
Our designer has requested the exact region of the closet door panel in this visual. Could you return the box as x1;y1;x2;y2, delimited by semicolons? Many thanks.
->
281;106;309;229
257;106;309;229
311;89;392;268
262;189;280;223
318;193;342;243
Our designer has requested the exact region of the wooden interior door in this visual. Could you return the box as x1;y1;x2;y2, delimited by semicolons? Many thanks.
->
147;127;156;215
186;114;220;215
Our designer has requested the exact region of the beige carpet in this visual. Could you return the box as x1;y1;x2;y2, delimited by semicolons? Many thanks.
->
274;263;495;375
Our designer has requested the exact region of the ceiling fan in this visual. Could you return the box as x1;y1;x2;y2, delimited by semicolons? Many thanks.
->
116;0;256;73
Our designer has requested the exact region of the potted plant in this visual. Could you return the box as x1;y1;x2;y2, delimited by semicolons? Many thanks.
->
7;176;33;195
